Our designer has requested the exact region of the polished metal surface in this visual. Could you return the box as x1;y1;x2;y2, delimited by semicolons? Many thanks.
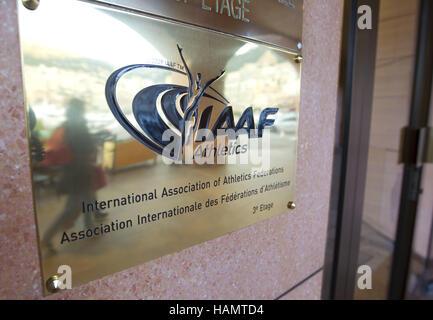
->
90;0;303;53
287;201;296;210
45;275;61;293
18;0;300;294
22;0;39;10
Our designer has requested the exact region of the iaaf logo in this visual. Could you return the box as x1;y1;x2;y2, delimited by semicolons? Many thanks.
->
105;45;279;165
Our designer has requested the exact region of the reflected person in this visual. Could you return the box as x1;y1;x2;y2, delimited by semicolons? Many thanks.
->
42;98;106;253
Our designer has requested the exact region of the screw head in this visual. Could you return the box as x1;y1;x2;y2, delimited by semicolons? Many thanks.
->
287;201;296;210
297;42;303;50
22;0;40;10
294;55;303;64
46;275;61;293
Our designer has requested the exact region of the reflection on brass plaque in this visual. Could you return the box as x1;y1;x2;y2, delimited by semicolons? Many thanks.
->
18;0;301;294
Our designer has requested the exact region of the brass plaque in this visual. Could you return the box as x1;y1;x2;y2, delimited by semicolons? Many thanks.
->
18;0;301;294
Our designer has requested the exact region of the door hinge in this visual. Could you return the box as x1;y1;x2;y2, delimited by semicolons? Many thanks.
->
399;126;433;164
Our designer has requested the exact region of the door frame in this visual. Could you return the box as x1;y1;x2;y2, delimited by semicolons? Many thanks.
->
322;0;433;300
388;0;433;300
321;0;380;300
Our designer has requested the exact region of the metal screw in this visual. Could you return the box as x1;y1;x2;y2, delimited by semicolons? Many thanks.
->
287;201;296;210
297;42;303;50
46;275;61;293
22;0;40;10
294;55;303;64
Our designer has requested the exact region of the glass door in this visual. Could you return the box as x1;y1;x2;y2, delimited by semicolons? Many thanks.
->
322;0;433;300
354;0;420;300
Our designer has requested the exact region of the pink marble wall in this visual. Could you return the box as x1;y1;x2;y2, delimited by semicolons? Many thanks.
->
280;271;323;300
0;0;343;299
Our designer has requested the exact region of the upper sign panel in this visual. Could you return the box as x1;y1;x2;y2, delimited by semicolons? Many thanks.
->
95;0;303;52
